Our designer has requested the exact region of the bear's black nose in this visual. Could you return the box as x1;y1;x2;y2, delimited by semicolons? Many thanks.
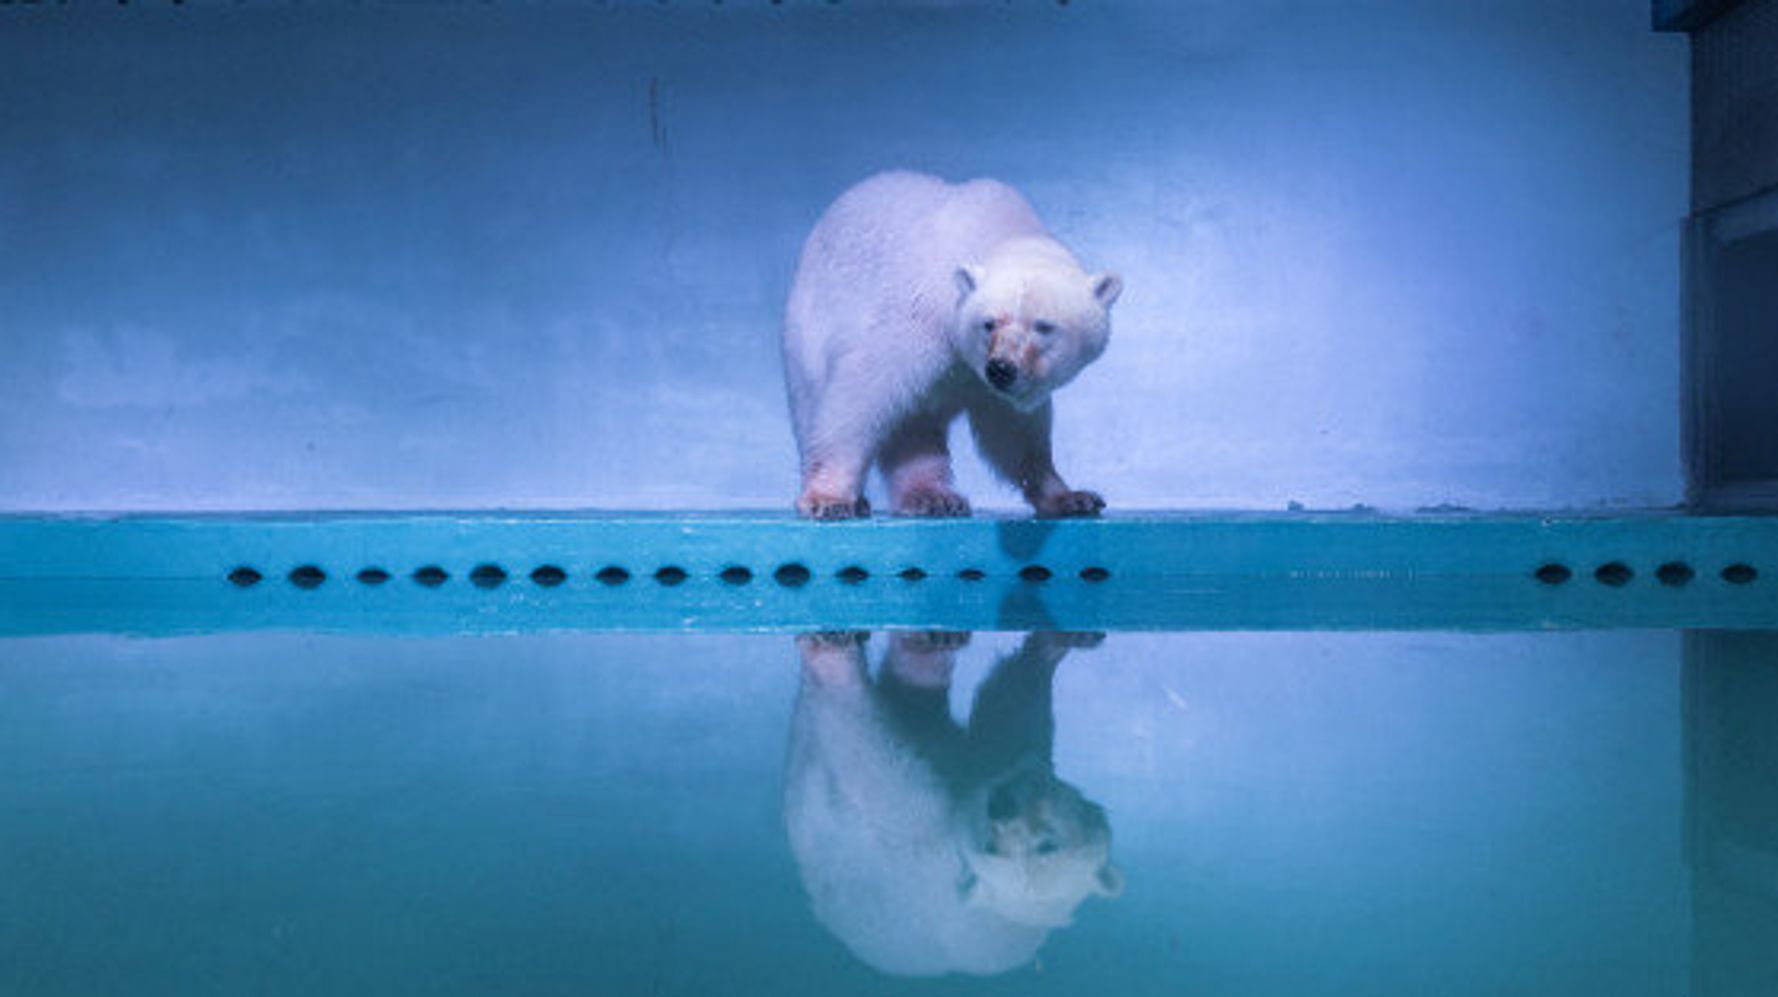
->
985;359;1017;391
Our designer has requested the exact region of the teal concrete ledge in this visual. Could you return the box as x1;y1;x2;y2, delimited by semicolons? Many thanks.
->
2;512;1775;634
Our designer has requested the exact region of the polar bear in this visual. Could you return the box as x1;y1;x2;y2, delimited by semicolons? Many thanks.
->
782;631;1123;977
782;171;1122;519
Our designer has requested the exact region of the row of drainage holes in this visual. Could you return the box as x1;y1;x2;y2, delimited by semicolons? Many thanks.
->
233;561;1763;591
229;563;1115;590
1534;561;1760;587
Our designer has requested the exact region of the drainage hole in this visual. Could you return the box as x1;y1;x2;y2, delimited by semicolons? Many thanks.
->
1079;566;1111;582
1655;561;1694;587
774;563;812;587
1534;563;1571;585
289;565;327;590
469;564;508;589
719;565;753;585
837;565;869;584
227;566;262;587
958;568;985;581
530;565;568;587
1019;565;1053;582
596;566;631;586
1723;563;1759;585
413;565;449;587
356;567;391;586
1594;562;1633;587
655;566;688;586
898;567;927;581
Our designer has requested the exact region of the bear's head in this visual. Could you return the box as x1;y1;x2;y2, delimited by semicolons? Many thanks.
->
952;239;1122;412
954;759;1124;928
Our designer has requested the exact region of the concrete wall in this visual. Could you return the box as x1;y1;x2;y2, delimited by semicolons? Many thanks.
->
1683;0;1778;507
1692;0;1778;211
0;1;1687;512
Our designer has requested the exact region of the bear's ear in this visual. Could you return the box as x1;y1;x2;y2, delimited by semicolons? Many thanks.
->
1095;863;1125;898
954;265;985;299
1091;273;1123;308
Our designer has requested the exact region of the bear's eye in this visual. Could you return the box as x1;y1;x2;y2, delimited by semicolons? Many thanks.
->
1033;320;1057;335
980;319;995;333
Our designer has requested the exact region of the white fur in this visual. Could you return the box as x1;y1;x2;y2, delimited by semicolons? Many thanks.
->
783;647;1045;976
782;171;1120;519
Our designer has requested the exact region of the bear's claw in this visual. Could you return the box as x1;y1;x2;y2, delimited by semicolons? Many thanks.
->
1033;630;1107;651
894;488;972;518
1035;489;1105;519
896;630;972;652
799;631;870;650
799;494;872;520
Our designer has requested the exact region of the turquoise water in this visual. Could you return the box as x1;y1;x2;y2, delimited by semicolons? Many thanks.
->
4;629;1774;995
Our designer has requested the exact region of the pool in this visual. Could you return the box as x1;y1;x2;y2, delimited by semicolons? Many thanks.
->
3;515;1776;995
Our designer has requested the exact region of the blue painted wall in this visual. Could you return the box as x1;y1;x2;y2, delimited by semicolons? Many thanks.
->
0;1;1686;512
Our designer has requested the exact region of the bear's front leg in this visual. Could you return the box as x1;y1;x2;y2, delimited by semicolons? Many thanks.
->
797;457;872;520
883;630;971;689
797;436;873;521
796;631;871;686
794;367;890;520
967;398;1105;519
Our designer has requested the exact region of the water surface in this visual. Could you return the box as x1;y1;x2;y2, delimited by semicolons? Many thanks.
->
2;629;1773;995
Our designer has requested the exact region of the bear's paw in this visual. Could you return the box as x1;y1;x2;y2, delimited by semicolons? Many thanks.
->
1034;490;1105;519
894;487;972;519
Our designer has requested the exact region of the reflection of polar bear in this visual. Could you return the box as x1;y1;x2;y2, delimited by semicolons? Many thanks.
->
783;631;1122;977
782;171;1123;519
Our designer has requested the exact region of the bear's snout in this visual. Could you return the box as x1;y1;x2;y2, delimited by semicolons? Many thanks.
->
985;358;1018;391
